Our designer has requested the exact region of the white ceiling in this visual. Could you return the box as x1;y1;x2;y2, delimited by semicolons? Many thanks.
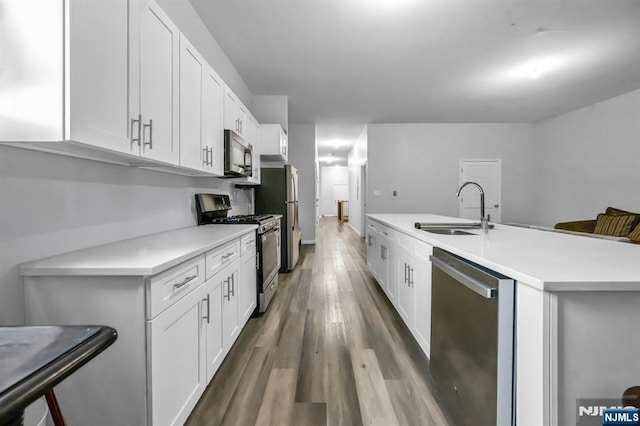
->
189;0;640;162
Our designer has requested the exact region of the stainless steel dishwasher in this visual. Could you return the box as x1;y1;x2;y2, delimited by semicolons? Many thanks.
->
429;248;515;426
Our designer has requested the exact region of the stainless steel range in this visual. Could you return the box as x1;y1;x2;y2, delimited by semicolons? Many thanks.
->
195;193;282;314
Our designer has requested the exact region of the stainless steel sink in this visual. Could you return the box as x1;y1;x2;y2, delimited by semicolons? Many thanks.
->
415;222;493;230
421;228;476;235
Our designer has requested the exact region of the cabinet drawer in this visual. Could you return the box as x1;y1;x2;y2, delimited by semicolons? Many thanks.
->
396;232;413;253
148;255;205;319
368;220;394;241
240;231;257;255
205;240;241;280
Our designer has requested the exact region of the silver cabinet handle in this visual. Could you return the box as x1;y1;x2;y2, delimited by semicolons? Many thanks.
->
246;239;254;247
224;278;230;301
130;114;142;148
203;147;209;165
381;245;387;261
222;252;234;261
409;267;414;287
404;263;408;283
367;235;372;247
208;147;213;166
382;231;389;236
143;119;153;149
255;252;259;270
173;274;197;290
202;293;210;323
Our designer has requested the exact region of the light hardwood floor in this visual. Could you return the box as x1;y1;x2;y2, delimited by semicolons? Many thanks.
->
186;217;448;426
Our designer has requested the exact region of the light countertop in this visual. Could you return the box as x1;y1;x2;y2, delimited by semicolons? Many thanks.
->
20;225;257;277
368;214;640;291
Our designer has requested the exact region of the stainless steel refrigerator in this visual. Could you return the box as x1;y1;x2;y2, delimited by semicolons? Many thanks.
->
255;165;302;271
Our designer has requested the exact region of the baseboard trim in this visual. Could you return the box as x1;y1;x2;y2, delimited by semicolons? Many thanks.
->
302;240;316;245
348;223;361;236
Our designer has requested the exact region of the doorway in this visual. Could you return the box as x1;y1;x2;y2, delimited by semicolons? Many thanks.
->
320;166;348;217
458;159;502;222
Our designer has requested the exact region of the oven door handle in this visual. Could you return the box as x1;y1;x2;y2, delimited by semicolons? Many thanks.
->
429;255;497;298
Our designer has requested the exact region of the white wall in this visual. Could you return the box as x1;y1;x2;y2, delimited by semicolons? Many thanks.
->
532;88;640;226
156;0;253;108
253;96;289;134
0;146;251;325
320;167;349;217
288;124;317;243
347;127;368;235
366;123;537;224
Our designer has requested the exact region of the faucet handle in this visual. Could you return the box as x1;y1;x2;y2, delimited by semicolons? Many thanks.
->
487;214;491;222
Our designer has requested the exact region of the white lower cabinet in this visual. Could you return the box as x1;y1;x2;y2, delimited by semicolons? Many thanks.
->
23;229;256;425
203;276;224;383
220;260;241;351
366;218;433;359
396;249;415;327
148;282;207;426
240;235;258;321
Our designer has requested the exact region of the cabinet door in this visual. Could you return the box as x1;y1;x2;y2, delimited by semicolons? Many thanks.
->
204;279;224;383
241;249;257;322
380;240;396;303
178;35;204;171
137;0;179;163
221;261;241;350
69;0;131;151
148;283;206;426
366;231;379;282
202;64;224;176
224;89;239;133
413;258;431;358
396;251;414;327
279;128;288;161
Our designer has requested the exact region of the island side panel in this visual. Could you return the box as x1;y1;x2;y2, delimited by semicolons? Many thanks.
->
515;282;548;426
555;291;640;426
24;275;147;426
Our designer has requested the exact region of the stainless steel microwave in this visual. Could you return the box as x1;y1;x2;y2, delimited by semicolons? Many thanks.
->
223;130;252;178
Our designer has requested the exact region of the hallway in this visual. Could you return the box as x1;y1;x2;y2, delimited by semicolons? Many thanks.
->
186;217;447;425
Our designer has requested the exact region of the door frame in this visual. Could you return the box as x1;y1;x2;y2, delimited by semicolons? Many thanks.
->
458;159;502;222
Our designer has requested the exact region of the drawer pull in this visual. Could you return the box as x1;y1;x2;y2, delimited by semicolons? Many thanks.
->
173;274;197;290
221;252;235;261
382;231;389;236
246;239;254;247
229;274;235;297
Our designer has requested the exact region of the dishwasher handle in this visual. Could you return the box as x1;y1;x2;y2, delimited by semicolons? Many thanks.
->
430;255;497;298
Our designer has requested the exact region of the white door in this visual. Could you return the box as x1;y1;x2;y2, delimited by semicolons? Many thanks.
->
459;160;502;223
332;184;348;216
138;0;179;163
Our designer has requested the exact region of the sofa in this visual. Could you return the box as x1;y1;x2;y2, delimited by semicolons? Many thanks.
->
554;206;640;244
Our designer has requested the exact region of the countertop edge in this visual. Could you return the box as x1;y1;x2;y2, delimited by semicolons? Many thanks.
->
19;225;257;277
366;214;640;292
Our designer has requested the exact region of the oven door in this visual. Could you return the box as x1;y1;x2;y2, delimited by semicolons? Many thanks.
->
259;227;279;289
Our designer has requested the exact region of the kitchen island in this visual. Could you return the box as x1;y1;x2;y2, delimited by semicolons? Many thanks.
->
366;213;640;426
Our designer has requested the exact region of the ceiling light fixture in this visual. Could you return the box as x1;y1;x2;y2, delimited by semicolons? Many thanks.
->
511;57;563;80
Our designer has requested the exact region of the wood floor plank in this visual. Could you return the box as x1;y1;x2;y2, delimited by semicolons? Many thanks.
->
325;322;364;426
185;219;447;426
291;402;327;426
220;346;275;426
255;368;297;426
350;349;400;426
295;308;326;403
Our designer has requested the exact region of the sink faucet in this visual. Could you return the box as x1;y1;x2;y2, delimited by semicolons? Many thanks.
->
456;181;489;233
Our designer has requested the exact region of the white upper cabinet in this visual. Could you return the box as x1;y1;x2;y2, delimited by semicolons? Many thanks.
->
224;86;250;138
132;0;180;164
178;34;224;175
0;0;129;146
202;64;225;176
259;124;288;162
